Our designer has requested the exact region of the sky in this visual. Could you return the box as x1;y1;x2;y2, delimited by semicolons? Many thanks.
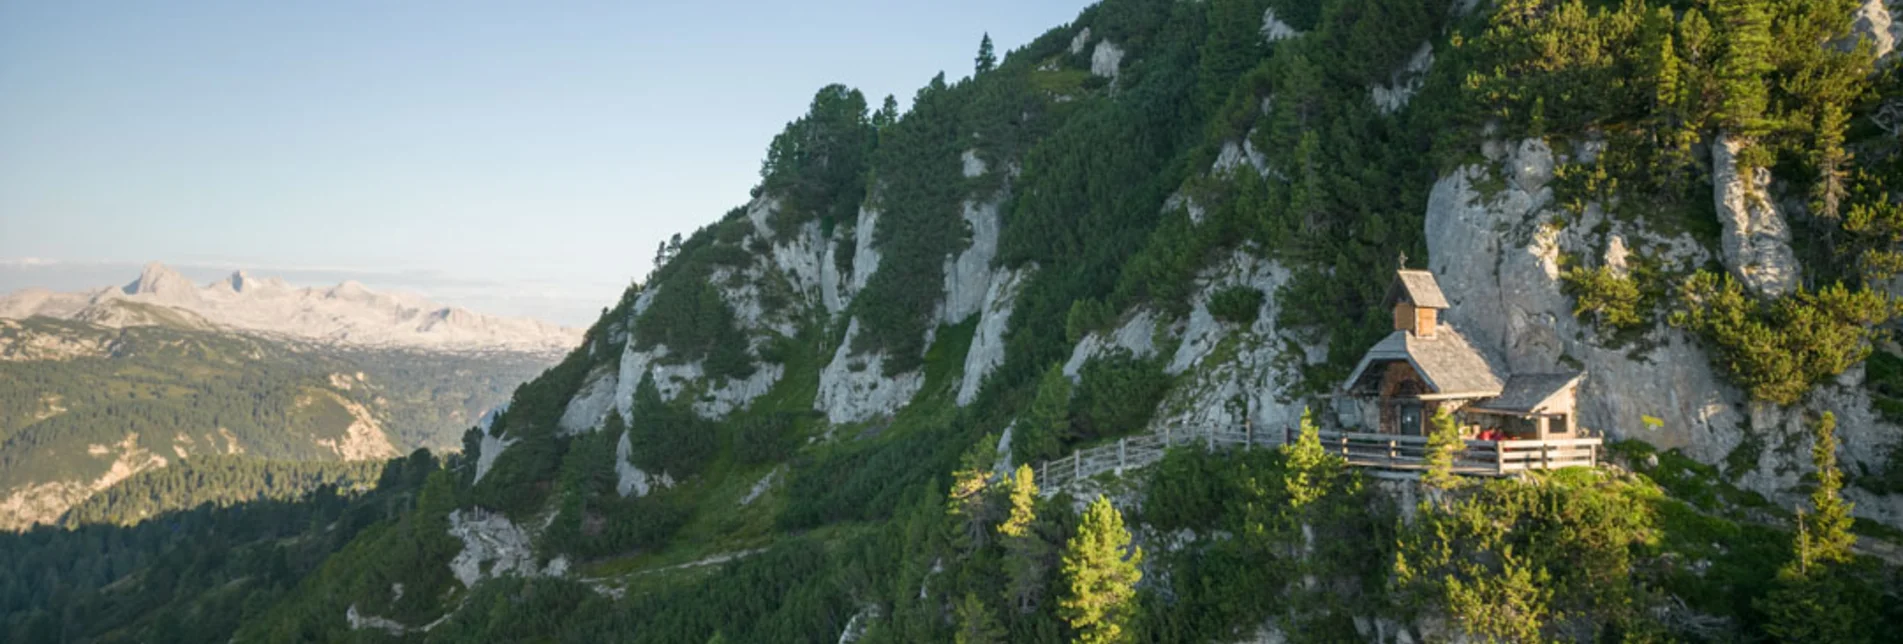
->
0;0;1095;326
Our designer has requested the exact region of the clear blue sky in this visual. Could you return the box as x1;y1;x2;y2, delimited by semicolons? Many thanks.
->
0;0;1094;326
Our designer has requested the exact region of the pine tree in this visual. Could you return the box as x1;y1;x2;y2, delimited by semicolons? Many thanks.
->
1019;365;1073;463
975;33;997;74
999;464;1037;538
1800;412;1855;567
1811;101;1850;221
1060;495;1142;644
872;94;899;130
1422;408;1464;491
1759;411;1875;643
953;591;1005;644
1282;407;1328;509
948;437;999;552
1713;0;1775;167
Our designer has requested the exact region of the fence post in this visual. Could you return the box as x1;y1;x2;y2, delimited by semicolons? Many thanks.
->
1165;424;1172;447
1117;438;1127;475
1495;443;1505;474
1039;460;1047;486
1073;449;1082;480
1388;439;1397;466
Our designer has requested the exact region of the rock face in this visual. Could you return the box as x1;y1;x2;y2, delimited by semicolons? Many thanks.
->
850;207;883;293
1710;134;1802;296
615;430;674;497
941;197;1006;325
1849;0;1896;59
447;509;562;588
1091;40;1125;79
1069;27;1092;56
815;319;925;425
1064;310;1160;380
1370;43;1435;114
0;262;582;354
957;267;1032;406
1424;136;1903;527
1214;137;1269;176
1150;252;1322;437
1261;8;1300;43
558;366;620;434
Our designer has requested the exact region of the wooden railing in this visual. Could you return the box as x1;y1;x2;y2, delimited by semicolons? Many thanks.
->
1035;424;1279;495
1030;424;1599;497
1300;429;1600;475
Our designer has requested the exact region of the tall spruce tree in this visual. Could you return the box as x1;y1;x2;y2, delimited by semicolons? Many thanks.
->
1758;412;1876;643
976;33;996;74
1060;496;1142;644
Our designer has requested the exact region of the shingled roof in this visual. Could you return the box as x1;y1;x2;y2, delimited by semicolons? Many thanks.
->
1342;325;1506;398
1386;269;1450;309
1470;373;1583;414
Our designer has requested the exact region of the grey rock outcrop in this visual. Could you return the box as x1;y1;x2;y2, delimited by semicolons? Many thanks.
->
815;319;925;425
1425;136;1903;528
1151;252;1321;436
958;267;1032;406
447;509;558;588
615;430;674;497
941;197;1005;325
558;366;619;434
1064;309;1160;380
850;206;883;293
1848;0;1896;59
1262;8;1299;43
1091;40;1125;79
1711;133;1801;296
1370;43;1434;114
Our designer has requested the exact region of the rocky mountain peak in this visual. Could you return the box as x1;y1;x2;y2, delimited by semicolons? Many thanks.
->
5;265;584;354
122;262;195;296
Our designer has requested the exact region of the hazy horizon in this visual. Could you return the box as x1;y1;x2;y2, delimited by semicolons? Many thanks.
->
0;1;1095;328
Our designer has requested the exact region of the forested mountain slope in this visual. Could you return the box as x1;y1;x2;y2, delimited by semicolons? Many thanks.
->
0;316;548;530
11;0;1903;641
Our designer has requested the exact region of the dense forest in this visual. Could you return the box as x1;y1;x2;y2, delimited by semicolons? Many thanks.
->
8;0;1903;641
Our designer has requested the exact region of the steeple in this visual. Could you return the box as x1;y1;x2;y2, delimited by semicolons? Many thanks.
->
1385;269;1448;339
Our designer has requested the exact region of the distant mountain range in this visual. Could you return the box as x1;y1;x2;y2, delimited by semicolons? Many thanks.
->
0;262;582;355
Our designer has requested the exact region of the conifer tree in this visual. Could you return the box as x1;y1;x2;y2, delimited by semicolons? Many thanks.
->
1759;412;1875;643
975;33;996;74
1000;467;1053;614
1422;408;1464;491
953;591;1005;644
1713;0;1775;168
1060;495;1142;644
1282;407;1328;509
872;94;900;130
1019;364;1073;463
948;437;999;552
999;464;1038;538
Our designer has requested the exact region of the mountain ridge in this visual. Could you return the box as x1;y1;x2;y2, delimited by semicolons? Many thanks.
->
0;262;583;355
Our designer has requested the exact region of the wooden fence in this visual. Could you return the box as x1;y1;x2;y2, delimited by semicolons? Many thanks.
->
1029;424;1600;497
1034;424;1277;496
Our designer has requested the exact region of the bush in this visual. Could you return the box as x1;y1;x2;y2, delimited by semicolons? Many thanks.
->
735;413;799;466
1206;285;1265;325
1561;265;1644;331
1672;272;1897;405
1071;350;1172;441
